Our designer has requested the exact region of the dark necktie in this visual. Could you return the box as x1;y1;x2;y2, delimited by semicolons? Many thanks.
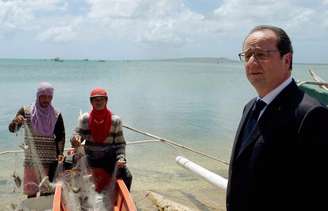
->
240;99;267;149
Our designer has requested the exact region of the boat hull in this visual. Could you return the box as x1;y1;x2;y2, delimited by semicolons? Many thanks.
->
53;179;136;211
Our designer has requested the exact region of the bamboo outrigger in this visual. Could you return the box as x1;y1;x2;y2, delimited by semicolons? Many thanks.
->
297;70;328;106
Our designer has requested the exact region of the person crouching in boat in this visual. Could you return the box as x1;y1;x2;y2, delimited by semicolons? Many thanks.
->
8;82;65;198
70;87;132;193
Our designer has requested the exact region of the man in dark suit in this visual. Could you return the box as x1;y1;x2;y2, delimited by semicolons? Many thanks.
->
226;25;328;211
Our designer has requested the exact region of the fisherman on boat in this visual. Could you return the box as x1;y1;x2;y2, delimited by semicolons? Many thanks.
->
8;82;65;198
70;87;132;193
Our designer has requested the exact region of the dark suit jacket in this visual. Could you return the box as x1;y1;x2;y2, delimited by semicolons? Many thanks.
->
227;80;328;211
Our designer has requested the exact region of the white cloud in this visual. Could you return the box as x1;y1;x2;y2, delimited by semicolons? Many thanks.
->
37;25;77;42
86;0;189;19
0;0;68;37
138;20;185;46
86;0;140;19
85;0;205;46
0;1;34;31
0;0;327;62
24;0;67;11
212;0;315;33
322;11;328;29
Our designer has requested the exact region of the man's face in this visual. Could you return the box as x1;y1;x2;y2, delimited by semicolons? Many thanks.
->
91;96;107;110
38;95;53;108
243;29;292;97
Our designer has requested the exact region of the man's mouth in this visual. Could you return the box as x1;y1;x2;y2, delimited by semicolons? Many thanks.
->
250;72;263;75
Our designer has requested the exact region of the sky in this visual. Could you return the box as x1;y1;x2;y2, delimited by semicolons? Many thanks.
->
0;0;328;63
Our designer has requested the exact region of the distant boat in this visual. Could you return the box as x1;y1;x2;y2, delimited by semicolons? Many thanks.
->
98;60;106;62
53;57;64;62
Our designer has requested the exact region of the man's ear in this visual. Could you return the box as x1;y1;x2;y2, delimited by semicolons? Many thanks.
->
283;52;292;67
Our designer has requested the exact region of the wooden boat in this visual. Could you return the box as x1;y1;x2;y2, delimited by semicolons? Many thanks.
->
15;178;136;211
112;180;137;211
53;178;136;211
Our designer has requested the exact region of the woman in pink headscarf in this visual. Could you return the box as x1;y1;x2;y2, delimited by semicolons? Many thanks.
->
9;82;65;198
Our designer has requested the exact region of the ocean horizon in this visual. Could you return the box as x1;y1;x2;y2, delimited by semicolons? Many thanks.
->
0;57;327;65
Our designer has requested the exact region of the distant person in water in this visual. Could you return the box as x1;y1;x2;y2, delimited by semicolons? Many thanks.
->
71;87;132;193
8;82;65;198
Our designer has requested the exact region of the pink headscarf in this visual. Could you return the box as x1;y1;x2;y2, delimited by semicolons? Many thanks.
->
31;82;58;136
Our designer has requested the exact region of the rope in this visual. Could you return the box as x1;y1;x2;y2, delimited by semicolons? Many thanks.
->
0;150;24;155
127;139;180;154
0;140;163;156
13;152;18;176
123;124;229;165
126;139;161;145
1;126;230;165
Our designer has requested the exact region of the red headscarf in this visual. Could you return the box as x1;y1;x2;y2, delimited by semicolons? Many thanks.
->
88;88;112;143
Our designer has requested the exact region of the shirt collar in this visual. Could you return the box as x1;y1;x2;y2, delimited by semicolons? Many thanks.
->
258;76;293;105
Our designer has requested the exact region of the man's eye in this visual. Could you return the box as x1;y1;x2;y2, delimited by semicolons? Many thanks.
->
255;52;266;59
245;53;252;60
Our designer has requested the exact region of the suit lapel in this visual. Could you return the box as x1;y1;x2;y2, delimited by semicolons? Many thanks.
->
236;124;261;159
234;80;302;161
231;99;256;161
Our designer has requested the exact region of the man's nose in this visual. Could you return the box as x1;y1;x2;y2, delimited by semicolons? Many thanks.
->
247;55;262;67
247;54;258;63
245;56;260;70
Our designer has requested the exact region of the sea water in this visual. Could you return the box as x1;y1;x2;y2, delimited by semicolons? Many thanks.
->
0;59;327;210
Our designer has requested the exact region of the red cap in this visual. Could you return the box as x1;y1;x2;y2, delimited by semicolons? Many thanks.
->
90;87;108;98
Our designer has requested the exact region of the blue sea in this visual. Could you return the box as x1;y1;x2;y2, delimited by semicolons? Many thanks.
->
0;59;327;210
